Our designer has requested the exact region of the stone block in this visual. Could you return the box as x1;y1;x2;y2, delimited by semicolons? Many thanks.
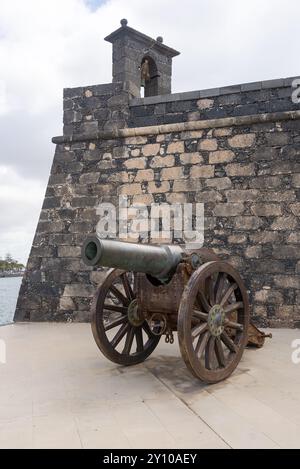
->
271;216;298;231
273;245;300;259
259;190;296;203
128;149;139;158
135;169;154;182
249;176;281;190
161;167;185;180
274;276;300;289
187;111;200;121
125;136;147;145
292;174;300;187
225;163;255;177
173;179;203;193
63;284;94;297
213;128;232;137
245;245;262;258
205;177;232;190
113;146;130;159
252;147;279;161
199;87;220;98
209;150;235;164
255;289;283;304
60;296;76;310
90;270;108;285
234;217;264;230
290;203;300;216
228;134;255;148
190;165;214;178
166;141;185;154
166;193;188;204
132;194;154;205
150;155;175;168
124;158;147;169
118;183;142;195
225;189;258;202
197;98;214;109
213;203;244;217
148;181;170;193
79;172;100;184
58;246;81;258
277;306;296;318
287;233;300;244
198;139;218;151
265;132;290;146
180;130;203;139
195;190;222;203
251;204;282;217
108;171;129;183
142;143;160;156
249;231;281;244
179;153;203;165
228;234;247;244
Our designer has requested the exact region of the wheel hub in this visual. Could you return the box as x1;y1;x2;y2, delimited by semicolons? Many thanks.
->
208;304;225;337
127;299;144;327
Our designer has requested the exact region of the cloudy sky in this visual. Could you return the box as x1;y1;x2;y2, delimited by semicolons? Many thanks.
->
0;0;299;264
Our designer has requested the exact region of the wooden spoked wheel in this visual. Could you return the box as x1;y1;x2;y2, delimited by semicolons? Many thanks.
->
91;269;160;366
178;261;250;383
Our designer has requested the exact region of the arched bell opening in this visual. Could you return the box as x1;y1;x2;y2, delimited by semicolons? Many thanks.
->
140;56;159;97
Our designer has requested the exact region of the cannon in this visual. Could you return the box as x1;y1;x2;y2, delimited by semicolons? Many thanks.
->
82;237;270;384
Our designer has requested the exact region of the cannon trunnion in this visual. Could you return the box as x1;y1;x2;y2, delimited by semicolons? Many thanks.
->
82;237;265;384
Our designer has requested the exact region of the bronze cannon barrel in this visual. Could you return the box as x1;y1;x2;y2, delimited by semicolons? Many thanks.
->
82;236;184;282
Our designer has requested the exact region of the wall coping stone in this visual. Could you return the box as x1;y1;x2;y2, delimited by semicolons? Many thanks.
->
129;76;300;106
52;109;300;144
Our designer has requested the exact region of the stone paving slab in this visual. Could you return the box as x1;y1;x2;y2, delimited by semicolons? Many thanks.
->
0;324;299;449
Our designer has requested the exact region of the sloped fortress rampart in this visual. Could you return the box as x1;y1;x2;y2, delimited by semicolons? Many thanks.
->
15;21;300;327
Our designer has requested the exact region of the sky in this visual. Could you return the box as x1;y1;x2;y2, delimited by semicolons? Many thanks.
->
0;0;299;264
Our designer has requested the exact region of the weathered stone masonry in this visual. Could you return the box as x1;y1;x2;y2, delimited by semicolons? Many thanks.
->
15;22;300;327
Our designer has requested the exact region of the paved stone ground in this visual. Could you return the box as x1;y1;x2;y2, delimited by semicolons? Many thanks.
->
0;324;299;449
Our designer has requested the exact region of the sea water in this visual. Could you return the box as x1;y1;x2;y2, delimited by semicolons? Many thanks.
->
0;277;22;325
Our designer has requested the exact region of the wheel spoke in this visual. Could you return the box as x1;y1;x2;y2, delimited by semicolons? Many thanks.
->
121;273;134;301
224;319;244;331
110;285;130;306
221;331;238;353
224;301;244;314
215;337;226;367
215;273;226;304
110;322;129;349
104;304;128;314
135;327;144;353
105;315;127;331
142;321;153;338
191;322;208;340
220;283;238;307
192;310;209;322
123;326;135;355
196;291;211;313
195;330;210;357
208;277;215;306
205;336;216;370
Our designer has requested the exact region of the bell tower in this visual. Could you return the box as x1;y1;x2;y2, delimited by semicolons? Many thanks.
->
104;19;180;98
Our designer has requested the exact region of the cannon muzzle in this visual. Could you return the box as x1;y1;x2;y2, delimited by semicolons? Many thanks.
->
82;236;184;282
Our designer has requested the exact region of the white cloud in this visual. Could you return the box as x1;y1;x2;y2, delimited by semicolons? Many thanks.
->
0;166;44;263
0;0;299;264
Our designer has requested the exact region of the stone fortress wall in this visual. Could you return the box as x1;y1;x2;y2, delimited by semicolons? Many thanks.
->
15;21;300;327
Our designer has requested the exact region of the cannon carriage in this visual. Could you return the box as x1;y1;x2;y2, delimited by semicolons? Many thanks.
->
82;237;268;384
